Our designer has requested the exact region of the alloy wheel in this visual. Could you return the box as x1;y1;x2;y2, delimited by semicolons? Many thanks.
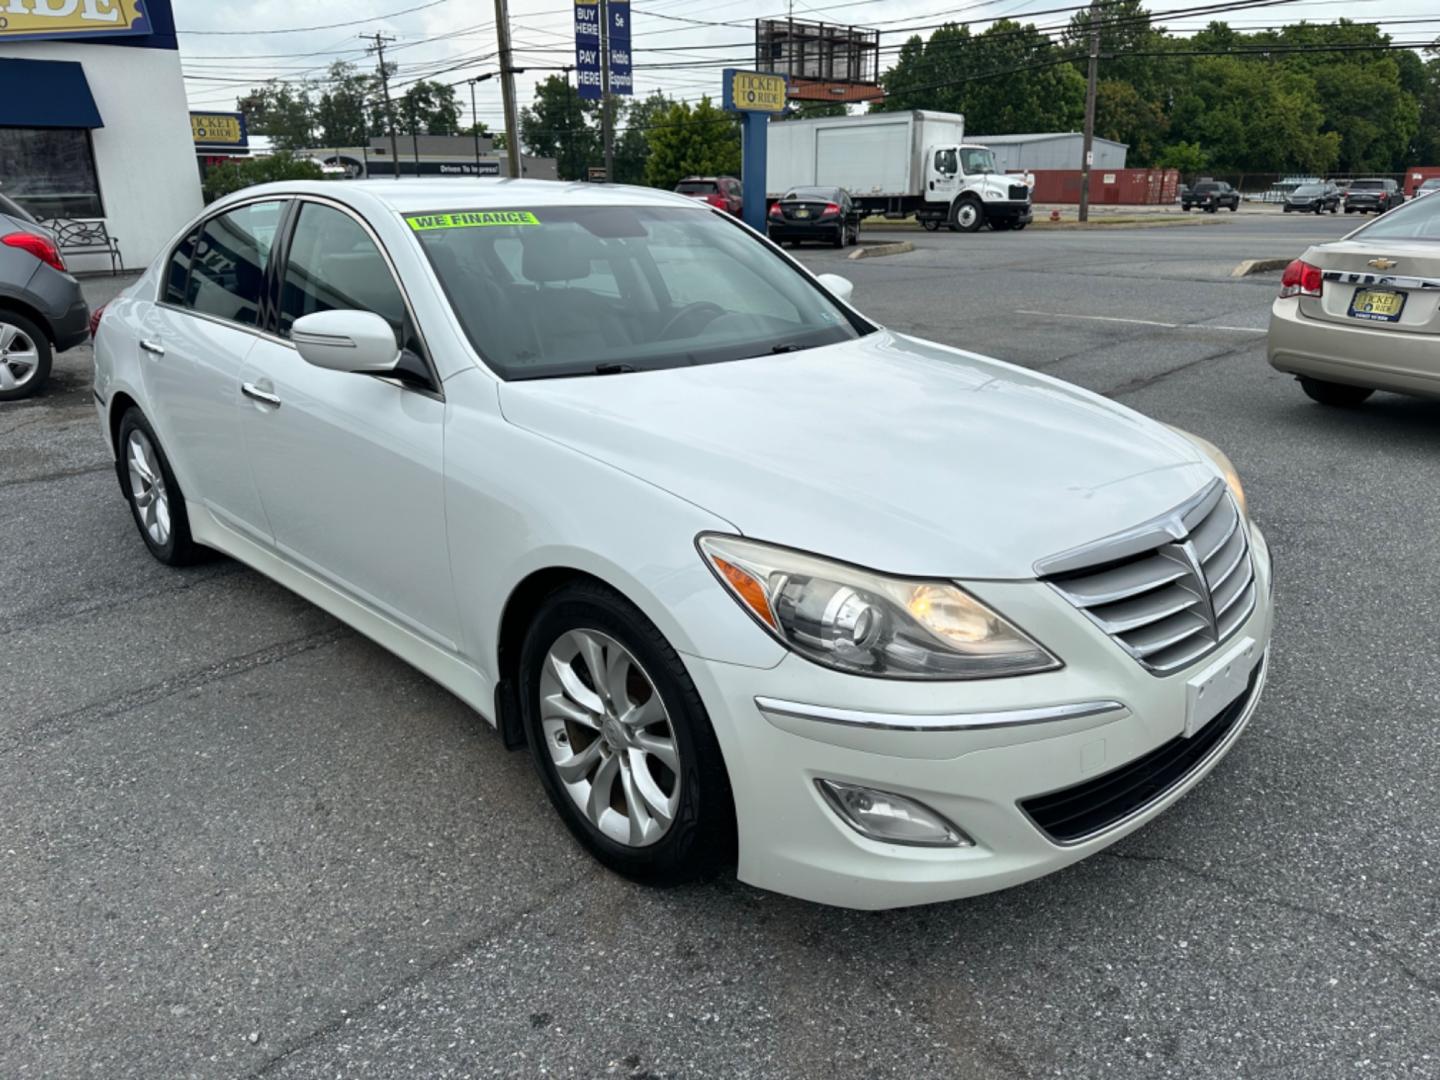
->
126;429;172;546
539;628;681;847
0;321;41;392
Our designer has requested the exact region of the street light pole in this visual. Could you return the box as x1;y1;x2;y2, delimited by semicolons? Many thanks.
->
493;0;522;179
1078;0;1101;222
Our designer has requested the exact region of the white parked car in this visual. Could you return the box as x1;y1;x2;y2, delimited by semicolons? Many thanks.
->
92;181;1273;909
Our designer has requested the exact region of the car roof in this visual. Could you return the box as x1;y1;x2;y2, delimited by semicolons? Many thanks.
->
211;178;699;216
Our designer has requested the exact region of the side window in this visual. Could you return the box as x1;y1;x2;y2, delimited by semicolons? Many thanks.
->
163;228;199;306
935;149;957;176
278;202;414;353
186;201;285;326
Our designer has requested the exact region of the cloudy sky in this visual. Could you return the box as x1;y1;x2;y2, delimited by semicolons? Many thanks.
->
173;0;1438;131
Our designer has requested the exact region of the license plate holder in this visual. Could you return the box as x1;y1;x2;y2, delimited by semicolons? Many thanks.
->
1184;637;1259;737
1349;288;1406;322
795;209;811;219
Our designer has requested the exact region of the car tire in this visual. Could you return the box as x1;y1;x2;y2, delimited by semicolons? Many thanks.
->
518;579;736;885
921;217;941;232
1299;377;1375;408
0;309;54;402
116;407;204;566
950;197;983;233
831;227;845;249
991;219;1013;231
1228;203;1238;211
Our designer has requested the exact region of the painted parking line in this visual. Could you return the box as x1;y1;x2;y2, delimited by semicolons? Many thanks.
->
1015;310;1264;334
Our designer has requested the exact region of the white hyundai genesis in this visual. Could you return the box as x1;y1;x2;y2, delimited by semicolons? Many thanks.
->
92;180;1272;909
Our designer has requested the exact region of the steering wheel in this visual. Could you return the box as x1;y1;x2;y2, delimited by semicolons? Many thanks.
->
659;301;726;340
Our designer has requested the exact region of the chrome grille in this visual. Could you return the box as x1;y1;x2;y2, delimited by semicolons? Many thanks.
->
1037;481;1256;675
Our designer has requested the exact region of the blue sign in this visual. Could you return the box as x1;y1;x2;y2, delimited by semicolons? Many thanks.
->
608;0;632;97
573;0;602;101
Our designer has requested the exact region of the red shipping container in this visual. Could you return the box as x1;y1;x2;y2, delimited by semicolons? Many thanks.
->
1025;168;1180;205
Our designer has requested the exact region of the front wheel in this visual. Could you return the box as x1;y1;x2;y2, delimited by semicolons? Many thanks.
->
0;310;53;401
1299;377;1374;408
519;580;736;884
1228;202;1238;211
950;199;983;233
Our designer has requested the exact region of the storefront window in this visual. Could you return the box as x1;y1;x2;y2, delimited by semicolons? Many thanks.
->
0;128;104;220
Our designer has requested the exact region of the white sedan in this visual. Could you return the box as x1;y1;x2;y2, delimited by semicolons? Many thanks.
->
92;180;1273;909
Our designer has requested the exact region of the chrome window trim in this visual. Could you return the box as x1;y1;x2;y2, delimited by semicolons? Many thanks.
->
1321;270;1440;291
754;696;1125;733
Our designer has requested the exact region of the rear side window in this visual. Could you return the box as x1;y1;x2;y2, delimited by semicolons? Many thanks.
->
163;228;199;305
676;181;718;195
278;202;415;352
186;201;286;326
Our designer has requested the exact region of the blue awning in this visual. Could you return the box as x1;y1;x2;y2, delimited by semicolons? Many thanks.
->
0;59;104;129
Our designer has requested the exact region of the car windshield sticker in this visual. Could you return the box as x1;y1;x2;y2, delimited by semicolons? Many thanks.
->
406;210;540;230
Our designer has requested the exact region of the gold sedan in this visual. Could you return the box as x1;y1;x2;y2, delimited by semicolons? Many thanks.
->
1268;194;1440;406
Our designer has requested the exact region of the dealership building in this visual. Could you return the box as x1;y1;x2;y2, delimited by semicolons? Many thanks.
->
0;0;202;270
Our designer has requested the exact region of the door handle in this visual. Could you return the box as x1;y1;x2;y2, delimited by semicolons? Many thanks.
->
139;339;165;357
241;382;281;408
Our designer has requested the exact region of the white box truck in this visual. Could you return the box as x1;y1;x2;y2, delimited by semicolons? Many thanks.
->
766;110;1032;233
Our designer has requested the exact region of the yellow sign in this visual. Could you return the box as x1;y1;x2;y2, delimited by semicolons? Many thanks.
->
406;211;541;231
0;0;150;41
190;113;245;146
728;71;787;113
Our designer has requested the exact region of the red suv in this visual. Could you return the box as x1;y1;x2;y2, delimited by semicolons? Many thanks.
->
675;176;742;216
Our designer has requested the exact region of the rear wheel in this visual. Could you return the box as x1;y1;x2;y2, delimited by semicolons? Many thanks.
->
1299;377;1374;408
117;408;204;565
0;311;53;402
920;217;942;232
831;227;845;248
519;580;736;884
991;219;1013;232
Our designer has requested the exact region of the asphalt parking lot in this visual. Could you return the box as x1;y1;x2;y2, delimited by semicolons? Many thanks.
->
4;210;1437;1079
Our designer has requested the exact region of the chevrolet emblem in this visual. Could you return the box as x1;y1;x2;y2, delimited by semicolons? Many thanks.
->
1368;257;1399;270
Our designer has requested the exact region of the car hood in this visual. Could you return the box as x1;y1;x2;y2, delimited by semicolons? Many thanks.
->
497;332;1216;578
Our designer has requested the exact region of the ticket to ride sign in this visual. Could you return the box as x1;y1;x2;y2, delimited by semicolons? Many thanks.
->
723;69;788;114
190;112;248;149
0;0;151;41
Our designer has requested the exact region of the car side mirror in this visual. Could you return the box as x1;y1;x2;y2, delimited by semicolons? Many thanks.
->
292;310;400;374
816;273;854;303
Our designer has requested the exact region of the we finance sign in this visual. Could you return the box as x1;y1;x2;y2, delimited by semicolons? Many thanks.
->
0;0;152;42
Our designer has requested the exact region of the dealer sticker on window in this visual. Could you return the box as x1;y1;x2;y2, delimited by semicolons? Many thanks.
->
406;210;540;231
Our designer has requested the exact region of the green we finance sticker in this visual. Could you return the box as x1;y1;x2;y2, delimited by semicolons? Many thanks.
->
406;210;539;231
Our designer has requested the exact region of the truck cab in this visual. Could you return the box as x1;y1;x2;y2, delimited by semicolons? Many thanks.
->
922;144;1033;232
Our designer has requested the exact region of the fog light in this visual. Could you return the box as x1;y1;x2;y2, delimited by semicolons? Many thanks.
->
815;779;972;848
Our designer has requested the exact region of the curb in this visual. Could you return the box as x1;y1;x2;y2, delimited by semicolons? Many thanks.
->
848;240;914;260
1231;257;1291;278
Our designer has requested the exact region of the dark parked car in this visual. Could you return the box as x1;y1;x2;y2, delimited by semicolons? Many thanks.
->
1344;178;1403;215
766;186;862;248
1182;181;1240;213
675;176;743;217
1284;182;1341;214
0;191;90;401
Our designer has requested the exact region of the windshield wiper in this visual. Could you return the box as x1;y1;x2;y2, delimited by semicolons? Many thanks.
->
594;362;637;374
770;343;807;354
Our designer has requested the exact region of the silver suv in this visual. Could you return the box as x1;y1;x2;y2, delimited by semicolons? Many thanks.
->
0;191;91;400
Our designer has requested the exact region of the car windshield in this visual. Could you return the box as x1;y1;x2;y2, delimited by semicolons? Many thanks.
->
675;181;718;195
1353;190;1440;242
784;187;838;201
959;148;996;174
1292;185;1323;195
1194;183;1219;193
1350;180;1384;191
408;205;871;380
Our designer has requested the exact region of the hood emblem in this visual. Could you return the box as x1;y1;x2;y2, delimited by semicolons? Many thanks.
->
1368;258;1398;270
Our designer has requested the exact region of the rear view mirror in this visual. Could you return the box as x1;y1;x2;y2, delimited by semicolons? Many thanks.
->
292;310;399;374
816;273;854;304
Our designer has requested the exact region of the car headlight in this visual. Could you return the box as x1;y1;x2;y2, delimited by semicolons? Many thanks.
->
697;535;1060;679
1168;425;1247;518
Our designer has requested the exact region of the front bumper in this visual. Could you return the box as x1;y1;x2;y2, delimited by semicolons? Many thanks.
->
986;199;1033;224
685;524;1274;909
1268;298;1440;398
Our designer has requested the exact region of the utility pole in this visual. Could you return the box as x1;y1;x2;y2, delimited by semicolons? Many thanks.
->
363;32;400;180
1078;0;1101;222
493;0;522;179
599;0;613;181
469;77;481;171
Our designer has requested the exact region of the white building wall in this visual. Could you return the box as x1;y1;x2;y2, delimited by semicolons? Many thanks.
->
0;40;202;271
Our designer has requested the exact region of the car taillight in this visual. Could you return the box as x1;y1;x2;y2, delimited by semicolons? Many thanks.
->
706;193;726;208
89;302;108;340
2;231;66;272
1279;258;1322;298
768;203;783;218
821;202;841;217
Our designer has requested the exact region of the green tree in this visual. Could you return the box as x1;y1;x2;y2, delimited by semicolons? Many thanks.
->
1156;140;1207;175
314;62;371;147
1063;1;1169;100
237;82;314;150
613;91;674;185
520;75;598;181
399;79;462;136
1414;58;1440;165
1095;79;1167;163
202;151;324;203
643;97;740;190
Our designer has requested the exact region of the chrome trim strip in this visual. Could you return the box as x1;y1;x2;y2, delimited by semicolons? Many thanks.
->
754;696;1126;733
1033;479;1225;578
1322;270;1440;290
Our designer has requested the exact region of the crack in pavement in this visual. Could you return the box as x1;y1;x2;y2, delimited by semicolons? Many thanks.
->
0;461;113;490
1;626;349;757
1104;336;1264;398
1106;850;1440;997
0;561;246;637
246;862;604;1078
